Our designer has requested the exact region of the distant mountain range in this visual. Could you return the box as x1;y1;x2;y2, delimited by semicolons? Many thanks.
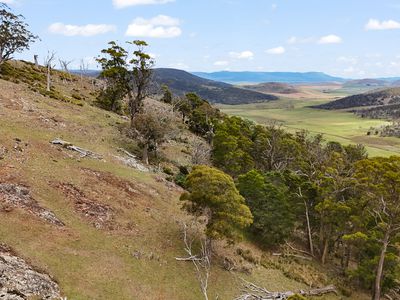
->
192;71;346;84
152;68;278;104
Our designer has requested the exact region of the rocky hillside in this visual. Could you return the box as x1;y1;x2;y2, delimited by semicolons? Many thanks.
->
0;61;360;299
152;68;278;104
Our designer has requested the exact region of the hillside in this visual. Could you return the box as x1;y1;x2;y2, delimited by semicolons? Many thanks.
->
313;87;400;110
193;71;345;84
240;82;299;94
152;68;278;104
0;61;357;299
342;79;388;88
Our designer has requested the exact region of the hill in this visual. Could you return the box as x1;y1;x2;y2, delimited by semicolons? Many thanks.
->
192;71;345;84
342;78;388;88
312;87;400;121
313;87;400;110
152;68;278;104
0;60;354;299
240;82;299;94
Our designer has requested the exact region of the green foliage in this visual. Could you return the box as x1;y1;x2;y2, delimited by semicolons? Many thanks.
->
238;170;295;246
161;84;172;104
180;165;253;242
212;116;255;176
96;41;130;113
0;4;39;67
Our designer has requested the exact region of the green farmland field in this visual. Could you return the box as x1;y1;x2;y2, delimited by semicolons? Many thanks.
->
218;95;400;157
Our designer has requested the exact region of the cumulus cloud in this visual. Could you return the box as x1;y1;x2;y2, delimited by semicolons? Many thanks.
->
125;15;182;38
318;34;342;44
266;46;285;55
229;51;254;60
365;19;400;30
213;60;229;66
113;0;174;8
48;23;116;36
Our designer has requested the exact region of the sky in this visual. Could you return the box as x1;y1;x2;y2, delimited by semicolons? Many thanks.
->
4;0;400;78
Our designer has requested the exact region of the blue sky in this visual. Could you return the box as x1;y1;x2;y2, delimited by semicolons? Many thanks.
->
4;0;400;78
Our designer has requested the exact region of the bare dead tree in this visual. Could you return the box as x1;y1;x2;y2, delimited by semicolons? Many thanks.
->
191;139;211;165
59;59;73;82
235;279;337;300
34;54;38;67
79;58;89;87
176;222;211;300
44;51;56;92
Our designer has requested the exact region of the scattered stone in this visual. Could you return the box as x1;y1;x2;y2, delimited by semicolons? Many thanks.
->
0;146;8;160
0;183;64;227
54;183;114;230
115;148;149;172
0;244;62;300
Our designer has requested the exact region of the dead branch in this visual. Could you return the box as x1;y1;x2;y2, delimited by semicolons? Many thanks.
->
176;222;211;300
235;279;337;300
51;138;102;159
285;242;314;258
272;253;312;261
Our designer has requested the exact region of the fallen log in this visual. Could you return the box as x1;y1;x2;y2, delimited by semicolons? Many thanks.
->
51;138;102;159
272;252;312;261
235;279;337;300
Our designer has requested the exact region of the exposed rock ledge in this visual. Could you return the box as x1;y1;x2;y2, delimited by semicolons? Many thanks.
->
0;244;62;300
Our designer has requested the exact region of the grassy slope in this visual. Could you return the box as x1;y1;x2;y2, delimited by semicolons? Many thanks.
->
218;88;400;157
0;64;368;299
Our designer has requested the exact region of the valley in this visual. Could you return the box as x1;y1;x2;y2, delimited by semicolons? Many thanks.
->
219;85;400;157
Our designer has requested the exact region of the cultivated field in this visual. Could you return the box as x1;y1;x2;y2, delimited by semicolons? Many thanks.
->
219;86;400;157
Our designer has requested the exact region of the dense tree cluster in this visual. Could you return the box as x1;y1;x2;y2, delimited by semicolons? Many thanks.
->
205;115;400;299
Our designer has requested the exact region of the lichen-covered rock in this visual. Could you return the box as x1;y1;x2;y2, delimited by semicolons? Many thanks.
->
0;183;64;226
0;244;62;299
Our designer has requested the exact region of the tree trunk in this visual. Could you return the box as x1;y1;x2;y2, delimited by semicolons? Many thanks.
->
321;238;329;265
34;55;39;67
46;65;51;92
373;228;390;300
142;144;149;165
304;199;314;256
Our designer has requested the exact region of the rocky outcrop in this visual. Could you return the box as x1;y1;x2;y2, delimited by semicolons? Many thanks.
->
0;244;62;299
0;183;64;226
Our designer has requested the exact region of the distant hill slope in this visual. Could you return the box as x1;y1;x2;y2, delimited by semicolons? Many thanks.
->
192;71;346;84
240;82;299;94
153;68;278;104
313;87;400;119
314;88;400;110
343;79;389;88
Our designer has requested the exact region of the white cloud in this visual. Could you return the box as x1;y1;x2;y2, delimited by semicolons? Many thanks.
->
287;36;314;45
229;50;254;60
318;34;342;44
365;18;400;30
48;23;116;36
113;0;174;9
271;3;277;10
266;46;285;55
125;15;182;38
337;56;358;65
213;60;229;66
